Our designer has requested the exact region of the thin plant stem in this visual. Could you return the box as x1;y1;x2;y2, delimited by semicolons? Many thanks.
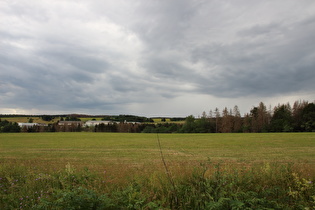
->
156;133;178;205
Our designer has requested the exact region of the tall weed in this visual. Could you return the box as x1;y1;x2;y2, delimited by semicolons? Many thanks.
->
0;162;314;209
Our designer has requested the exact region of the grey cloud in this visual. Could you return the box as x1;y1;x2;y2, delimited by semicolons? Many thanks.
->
237;22;286;39
38;50;110;77
1;0;315;115
130;0;201;49
142;58;190;79
189;13;315;98
109;74;143;93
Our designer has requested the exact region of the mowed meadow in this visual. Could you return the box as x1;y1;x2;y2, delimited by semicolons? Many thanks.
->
1;133;315;209
1;133;314;172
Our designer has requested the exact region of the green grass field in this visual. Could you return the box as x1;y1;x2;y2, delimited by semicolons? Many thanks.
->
1;133;314;174
1;133;315;209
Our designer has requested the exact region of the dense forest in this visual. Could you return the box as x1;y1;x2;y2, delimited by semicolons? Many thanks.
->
0;100;314;133
141;100;314;133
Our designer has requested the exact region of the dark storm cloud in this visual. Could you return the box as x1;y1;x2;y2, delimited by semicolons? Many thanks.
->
1;0;314;115
190;15;315;97
131;0;199;48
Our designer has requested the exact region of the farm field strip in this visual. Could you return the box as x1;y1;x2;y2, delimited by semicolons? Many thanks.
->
1;133;314;169
1;132;315;209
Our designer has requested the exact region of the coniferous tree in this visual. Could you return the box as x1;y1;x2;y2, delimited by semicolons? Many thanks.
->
221;107;233;133
250;106;259;132
250;102;270;132
214;108;220;133
242;113;251;133
292;100;308;131
300;102;315;132
207;109;216;133
257;102;270;132
233;105;242;132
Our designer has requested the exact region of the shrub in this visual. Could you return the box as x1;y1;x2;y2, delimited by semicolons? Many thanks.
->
34;187;115;210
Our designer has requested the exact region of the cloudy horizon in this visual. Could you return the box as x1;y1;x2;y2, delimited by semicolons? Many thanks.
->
1;0;315;117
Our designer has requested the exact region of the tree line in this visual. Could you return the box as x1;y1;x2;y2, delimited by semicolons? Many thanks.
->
0;120;21;133
143;100;315;133
101;115;153;123
0;100;314;133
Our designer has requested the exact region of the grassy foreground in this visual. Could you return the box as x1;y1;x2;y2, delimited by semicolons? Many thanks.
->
0;133;315;209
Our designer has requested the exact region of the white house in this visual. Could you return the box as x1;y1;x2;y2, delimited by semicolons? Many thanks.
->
84;120;113;127
18;123;46;128
58;121;84;126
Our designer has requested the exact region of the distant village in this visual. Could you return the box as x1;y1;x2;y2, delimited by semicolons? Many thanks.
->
17;120;145;133
0;114;184;133
18;120;140;128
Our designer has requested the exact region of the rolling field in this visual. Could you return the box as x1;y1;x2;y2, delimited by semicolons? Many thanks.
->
1;132;315;209
0;117;55;124
1;133;314;175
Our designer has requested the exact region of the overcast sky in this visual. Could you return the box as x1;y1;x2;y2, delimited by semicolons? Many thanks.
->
1;0;315;117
